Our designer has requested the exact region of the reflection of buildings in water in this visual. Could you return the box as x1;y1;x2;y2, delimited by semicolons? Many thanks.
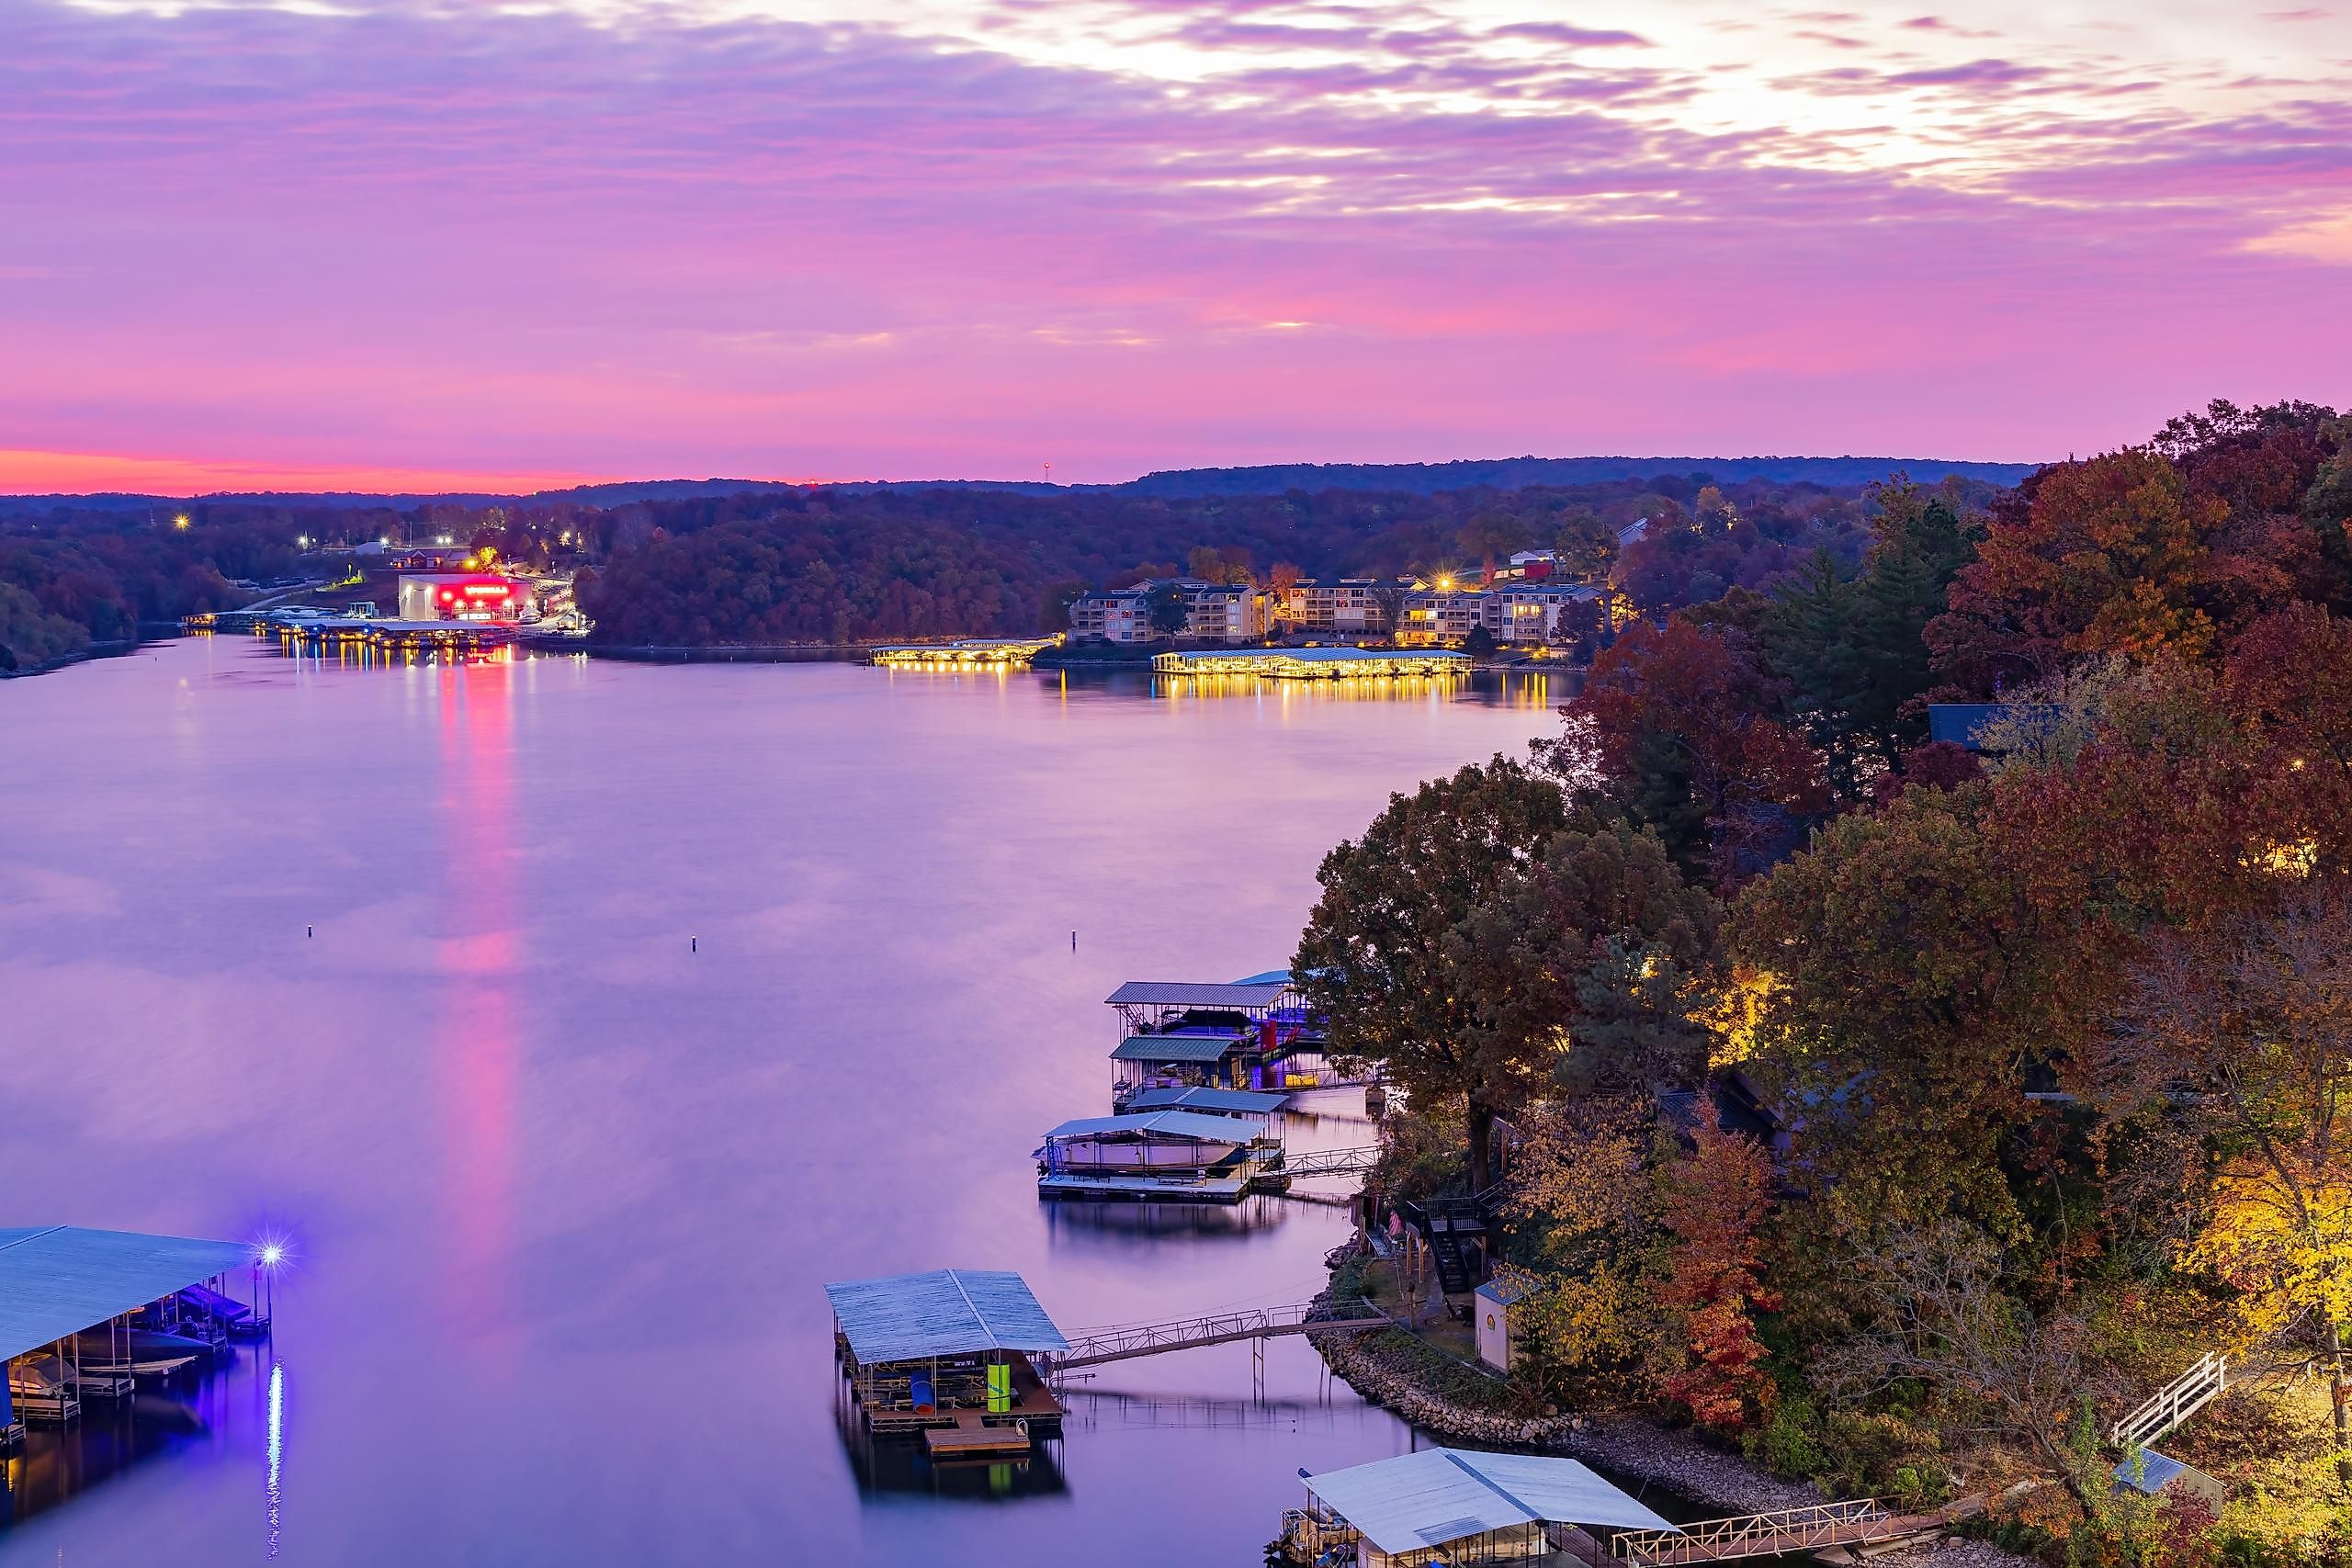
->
1035;666;1574;708
832;1378;1068;1503
1;1359;242;1529
1040;1195;1290;1247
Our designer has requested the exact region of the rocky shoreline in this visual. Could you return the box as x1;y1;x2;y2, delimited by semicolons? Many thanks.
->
1304;1247;2036;1565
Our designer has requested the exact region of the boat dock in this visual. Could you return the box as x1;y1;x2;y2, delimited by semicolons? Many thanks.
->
1151;647;1471;680
871;637;1060;669
2;1225;267;1438
825;1269;1070;1461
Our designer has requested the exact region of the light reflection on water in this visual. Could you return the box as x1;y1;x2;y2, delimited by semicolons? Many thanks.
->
0;637;1555;1565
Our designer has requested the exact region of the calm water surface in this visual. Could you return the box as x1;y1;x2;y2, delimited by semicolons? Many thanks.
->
0;637;1558;1565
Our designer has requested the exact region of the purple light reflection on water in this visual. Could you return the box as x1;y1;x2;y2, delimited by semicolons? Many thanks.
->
0;639;1556;1564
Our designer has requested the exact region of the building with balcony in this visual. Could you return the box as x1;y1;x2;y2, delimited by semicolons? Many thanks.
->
1275;579;1390;637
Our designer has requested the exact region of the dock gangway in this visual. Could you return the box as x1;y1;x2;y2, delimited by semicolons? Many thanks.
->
1041;1302;1388;1375
1611;1500;1903;1564
1273;1145;1382;1180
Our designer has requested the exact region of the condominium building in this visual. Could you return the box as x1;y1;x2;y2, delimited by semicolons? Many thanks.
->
1275;579;1390;637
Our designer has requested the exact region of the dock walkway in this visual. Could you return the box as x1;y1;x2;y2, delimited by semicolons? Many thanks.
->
1042;1301;1388;1374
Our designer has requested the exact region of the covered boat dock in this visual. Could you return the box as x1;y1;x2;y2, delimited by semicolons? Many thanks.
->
825;1269;1069;1460
1283;1448;1680;1567
1106;976;1334;1102
1;1225;258;1440
1035;1109;1287;1203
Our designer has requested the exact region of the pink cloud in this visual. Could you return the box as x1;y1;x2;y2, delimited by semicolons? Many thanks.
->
0;0;2346;491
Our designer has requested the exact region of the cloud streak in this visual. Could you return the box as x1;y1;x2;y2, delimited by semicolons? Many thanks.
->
0;0;2346;490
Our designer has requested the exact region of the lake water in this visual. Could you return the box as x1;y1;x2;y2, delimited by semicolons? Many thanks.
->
0;637;1559;1565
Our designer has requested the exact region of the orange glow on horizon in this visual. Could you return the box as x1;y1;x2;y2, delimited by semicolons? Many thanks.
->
0;447;949;498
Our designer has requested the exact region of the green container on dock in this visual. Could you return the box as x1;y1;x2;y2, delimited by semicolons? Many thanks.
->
987;1362;1011;1414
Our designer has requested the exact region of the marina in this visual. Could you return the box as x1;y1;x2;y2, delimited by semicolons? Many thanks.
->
870;636;1061;668
1150;648;1472;680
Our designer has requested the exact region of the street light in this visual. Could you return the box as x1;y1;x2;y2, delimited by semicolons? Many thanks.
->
173;513;190;530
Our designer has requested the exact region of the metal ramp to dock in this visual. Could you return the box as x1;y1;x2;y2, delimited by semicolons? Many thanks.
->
1612;1500;1905;1563
2111;1352;2227;1450
1041;1302;1388;1375
1272;1145;1381;1180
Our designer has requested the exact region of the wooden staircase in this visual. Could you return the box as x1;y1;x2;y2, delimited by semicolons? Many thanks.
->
2111;1352;2228;1450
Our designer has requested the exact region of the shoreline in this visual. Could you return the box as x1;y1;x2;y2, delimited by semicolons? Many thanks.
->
1303;1247;2034;1565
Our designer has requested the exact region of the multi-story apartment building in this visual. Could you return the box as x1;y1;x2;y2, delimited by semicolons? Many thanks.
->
1186;583;1273;643
1276;579;1390;637
1068;580;1272;645
1066;585;1156;643
1396;586;1488;647
1397;581;1611;646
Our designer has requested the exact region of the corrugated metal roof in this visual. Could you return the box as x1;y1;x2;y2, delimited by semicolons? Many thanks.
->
1105;981;1290;1009
0;1225;255;1362
1475;1274;1544;1307
1230;970;1294;986
1126;1087;1289;1115
1042;1111;1255;1143
1110;1034;1240;1062
1306;1449;1677;1555
2116;1450;2197;1495
822;1269;1069;1365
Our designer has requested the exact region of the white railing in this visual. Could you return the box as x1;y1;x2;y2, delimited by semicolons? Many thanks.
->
2111;1352;2227;1450
1044;1302;1386;1371
1276;1145;1383;1179
1612;1499;1893;1564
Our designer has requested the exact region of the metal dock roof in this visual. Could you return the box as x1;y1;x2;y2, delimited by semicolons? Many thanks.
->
1125;1086;1290;1115
822;1269;1069;1366
1105;981;1290;1009
1304;1449;1677;1556
1110;1034;1242;1062
1041;1111;1258;1143
0;1225;254;1362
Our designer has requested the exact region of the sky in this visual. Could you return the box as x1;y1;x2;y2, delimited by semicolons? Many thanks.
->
2;0;2348;492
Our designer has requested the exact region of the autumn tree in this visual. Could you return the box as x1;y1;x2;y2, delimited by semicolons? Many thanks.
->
2096;887;2352;1487
1815;1223;2112;1516
1458;822;1722;1100
1657;1121;1781;1431
1294;758;1568;1190
1928;449;2229;688
1735;781;2064;1230
1564;616;1823;886
1458;508;1531;588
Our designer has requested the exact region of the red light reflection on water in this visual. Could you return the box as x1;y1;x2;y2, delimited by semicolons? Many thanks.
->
435;660;520;1334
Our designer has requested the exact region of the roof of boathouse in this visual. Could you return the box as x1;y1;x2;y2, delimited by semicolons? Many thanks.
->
1125;1087;1289;1115
1041;1111;1258;1143
1105;980;1291;1010
821;1269;1069;1365
1304;1449;1679;1557
1110;1034;1245;1063
0;1225;255;1361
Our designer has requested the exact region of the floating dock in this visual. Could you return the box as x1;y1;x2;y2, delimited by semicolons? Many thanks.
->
871;637;1060;669
1151;647;1471;679
1;1225;264;1435
825;1268;1069;1453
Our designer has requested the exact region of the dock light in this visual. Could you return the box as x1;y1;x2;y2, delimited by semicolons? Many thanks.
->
260;1244;284;1268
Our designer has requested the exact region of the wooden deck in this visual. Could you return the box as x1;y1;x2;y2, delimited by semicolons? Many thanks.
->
923;1411;1035;1459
